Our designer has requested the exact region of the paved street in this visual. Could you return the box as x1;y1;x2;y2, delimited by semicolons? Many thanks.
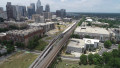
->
98;44;118;55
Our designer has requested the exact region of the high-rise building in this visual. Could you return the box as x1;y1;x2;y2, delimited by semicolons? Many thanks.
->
12;5;17;20
30;3;35;14
6;2;14;20
0;11;7;19
12;5;27;20
0;7;3;13
27;6;33;19
14;5;20;20
61;9;66;18
36;0;41;9
42;12;52;20
21;6;27;17
45;4;50;12
32;14;45;23
56;9;66;18
36;0;43;14
56;10;61;17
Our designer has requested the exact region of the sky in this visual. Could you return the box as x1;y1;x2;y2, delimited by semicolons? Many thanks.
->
0;0;120;13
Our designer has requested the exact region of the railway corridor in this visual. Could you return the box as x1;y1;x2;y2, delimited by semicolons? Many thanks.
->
36;22;77;68
30;21;79;68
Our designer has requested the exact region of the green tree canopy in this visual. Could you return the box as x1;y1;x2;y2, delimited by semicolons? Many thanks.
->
93;53;103;65
80;54;87;65
102;52;112;64
104;40;112;48
88;53;94;65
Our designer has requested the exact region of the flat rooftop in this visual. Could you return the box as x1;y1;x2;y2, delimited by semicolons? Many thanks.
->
83;38;99;44
68;38;85;48
75;26;110;35
6;27;43;36
0;33;6;36
29;22;55;27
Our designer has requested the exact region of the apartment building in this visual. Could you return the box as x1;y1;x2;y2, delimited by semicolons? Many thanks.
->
6;27;44;46
29;22;55;32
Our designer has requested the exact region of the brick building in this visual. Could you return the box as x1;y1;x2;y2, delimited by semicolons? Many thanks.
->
6;27;44;46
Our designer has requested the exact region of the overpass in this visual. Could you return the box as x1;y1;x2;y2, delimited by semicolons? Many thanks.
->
29;20;79;68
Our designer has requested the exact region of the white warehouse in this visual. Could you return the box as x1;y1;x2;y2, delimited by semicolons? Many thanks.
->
74;27;110;42
66;38;100;54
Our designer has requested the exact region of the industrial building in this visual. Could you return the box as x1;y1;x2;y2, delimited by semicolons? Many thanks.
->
74;27;110;42
109;28;120;42
66;38;100;57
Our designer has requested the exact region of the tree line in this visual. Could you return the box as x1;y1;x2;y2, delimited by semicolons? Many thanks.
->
80;44;120;68
98;19;120;28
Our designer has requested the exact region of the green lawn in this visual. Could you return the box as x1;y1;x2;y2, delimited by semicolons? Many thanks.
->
34;39;48;51
55;60;95;68
45;36;52;40
0;52;38;68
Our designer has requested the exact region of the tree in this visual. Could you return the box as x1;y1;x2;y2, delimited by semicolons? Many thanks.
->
57;26;61;31
118;44;120;57
87;22;92;26
6;44;15;54
93;53;103;65
118;44;120;51
71;34;80;38
104;40;112;48
80;54;87;65
108;57;120;68
0;17;4;22
112;49;119;58
27;40;35;49
78;16;85;26
85;35;91;38
15;42;25;48
88;53;94;65
27;36;40;50
102;52;112;64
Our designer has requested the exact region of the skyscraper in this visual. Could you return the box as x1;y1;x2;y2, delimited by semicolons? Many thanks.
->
36;0;43;14
56;9;66;18
30;3;35;14
0;7;3;13
61;9;66;18
45;4;50;12
56;10;61;17
36;0;41;9
12;5;17;20
12;5;27;20
6;2;14;20
0;7;7;19
27;6;33;19
21;6;27;17
32;14;45;23
43;12;52;20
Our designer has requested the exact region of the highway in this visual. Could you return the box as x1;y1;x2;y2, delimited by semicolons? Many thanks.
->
29;20;79;68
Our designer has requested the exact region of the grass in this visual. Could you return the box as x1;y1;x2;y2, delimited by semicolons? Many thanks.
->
55;60;95;68
34;39;48;51
45;36;52;40
0;52;38;68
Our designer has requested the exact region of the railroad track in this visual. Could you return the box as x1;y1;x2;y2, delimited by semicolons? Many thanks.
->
29;21;78;68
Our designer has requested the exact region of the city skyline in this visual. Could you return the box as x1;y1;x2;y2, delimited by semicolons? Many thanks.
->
0;0;120;13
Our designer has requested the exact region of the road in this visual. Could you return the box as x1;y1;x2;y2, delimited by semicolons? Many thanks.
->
29;21;78;68
98;44;118;55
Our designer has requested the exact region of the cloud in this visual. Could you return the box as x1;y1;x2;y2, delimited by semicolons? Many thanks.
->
61;0;65;2
0;0;120;13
